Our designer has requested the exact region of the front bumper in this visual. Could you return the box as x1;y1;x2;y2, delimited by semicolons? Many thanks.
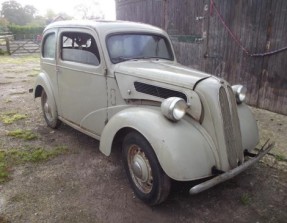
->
189;141;274;195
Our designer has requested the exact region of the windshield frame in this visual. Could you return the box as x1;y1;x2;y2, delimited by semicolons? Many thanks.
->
105;32;175;64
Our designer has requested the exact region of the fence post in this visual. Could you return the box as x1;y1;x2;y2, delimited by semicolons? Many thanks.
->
5;37;11;55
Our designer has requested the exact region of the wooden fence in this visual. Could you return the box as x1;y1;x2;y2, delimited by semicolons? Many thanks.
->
0;34;41;55
116;0;287;115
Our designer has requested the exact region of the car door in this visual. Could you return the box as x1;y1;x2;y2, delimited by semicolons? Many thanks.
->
57;28;107;136
41;29;60;104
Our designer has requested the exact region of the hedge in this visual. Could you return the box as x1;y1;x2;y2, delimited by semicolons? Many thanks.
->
8;25;45;35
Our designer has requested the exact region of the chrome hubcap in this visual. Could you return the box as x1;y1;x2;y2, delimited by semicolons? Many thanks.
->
131;154;149;182
128;145;153;193
43;93;53;121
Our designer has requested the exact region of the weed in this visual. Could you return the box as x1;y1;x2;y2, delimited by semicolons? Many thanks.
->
4;99;12;103
0;112;27;124
7;129;37;141
240;193;252;205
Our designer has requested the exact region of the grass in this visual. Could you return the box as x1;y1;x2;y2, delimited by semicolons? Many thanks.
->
0;54;40;64
0;146;67;183
27;70;39;77
7;129;37;141
274;154;286;162
0;112;27;124
240;193;252;205
9;91;26;95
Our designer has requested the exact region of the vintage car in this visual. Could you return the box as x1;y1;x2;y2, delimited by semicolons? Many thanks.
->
33;20;273;205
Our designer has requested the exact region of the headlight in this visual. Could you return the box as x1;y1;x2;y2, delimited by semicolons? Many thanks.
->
232;85;247;104
161;97;187;121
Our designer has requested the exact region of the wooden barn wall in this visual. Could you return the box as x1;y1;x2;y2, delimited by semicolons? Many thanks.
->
116;0;287;115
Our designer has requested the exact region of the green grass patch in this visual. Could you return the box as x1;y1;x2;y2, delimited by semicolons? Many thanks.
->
240;193;252;205
275;154;286;162
27;70;39;77
0;146;68;183
0;112;27;124
0;54;40;64
9;91;26;95
7;129;37;141
5;76;15;79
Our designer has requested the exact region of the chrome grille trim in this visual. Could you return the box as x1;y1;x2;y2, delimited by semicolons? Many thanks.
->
219;86;243;168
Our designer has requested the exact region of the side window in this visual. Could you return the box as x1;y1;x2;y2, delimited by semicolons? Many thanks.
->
61;32;101;66
42;33;56;59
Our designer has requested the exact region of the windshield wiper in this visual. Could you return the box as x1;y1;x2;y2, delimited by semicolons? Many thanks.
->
112;56;135;63
112;56;161;64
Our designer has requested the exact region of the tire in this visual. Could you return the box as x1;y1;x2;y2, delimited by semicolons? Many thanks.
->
122;131;171;205
41;90;61;129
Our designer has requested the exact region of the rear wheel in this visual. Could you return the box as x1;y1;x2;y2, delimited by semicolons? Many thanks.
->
41;90;61;129
122;131;171;205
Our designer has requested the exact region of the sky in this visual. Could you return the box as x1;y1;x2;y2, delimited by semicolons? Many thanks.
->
0;0;116;20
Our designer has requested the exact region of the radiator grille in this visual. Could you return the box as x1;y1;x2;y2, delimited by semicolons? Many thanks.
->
219;87;243;168
134;81;187;102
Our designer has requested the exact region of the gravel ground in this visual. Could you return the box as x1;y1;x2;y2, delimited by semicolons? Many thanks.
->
0;55;286;223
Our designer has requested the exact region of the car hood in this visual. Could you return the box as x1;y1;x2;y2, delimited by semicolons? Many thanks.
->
114;60;211;89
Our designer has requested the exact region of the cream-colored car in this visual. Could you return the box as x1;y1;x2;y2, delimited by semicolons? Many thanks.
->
33;20;273;205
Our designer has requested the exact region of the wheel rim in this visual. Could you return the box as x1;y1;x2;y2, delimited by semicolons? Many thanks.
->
127;144;153;194
42;92;53;122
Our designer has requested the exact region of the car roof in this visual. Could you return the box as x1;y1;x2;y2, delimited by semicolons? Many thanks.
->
44;20;166;36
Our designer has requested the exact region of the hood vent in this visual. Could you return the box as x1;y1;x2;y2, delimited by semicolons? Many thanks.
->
134;81;187;102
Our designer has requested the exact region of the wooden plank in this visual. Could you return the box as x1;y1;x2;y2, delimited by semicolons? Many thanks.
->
115;0;287;114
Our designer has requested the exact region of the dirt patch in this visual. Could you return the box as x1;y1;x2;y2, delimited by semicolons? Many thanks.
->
0;55;286;223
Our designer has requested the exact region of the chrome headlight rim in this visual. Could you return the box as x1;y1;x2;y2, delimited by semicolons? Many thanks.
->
161;97;187;121
232;85;247;104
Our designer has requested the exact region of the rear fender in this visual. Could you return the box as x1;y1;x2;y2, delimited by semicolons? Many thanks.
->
33;72;58;118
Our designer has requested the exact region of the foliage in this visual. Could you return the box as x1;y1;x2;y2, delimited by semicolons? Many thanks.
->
0;0;37;25
7;129;37;141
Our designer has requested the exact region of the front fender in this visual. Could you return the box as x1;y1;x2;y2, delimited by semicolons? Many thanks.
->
100;107;217;181
238;104;259;151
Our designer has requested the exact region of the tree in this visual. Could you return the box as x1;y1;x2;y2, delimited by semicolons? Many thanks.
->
74;0;104;20
0;17;9;32
1;0;37;25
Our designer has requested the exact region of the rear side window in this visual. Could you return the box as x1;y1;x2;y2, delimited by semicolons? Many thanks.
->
42;33;56;59
61;32;101;66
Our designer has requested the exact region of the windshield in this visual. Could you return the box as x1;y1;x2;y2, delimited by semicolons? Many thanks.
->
106;33;174;63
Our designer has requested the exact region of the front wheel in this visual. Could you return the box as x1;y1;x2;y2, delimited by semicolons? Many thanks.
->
41;90;61;129
122;131;171;205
